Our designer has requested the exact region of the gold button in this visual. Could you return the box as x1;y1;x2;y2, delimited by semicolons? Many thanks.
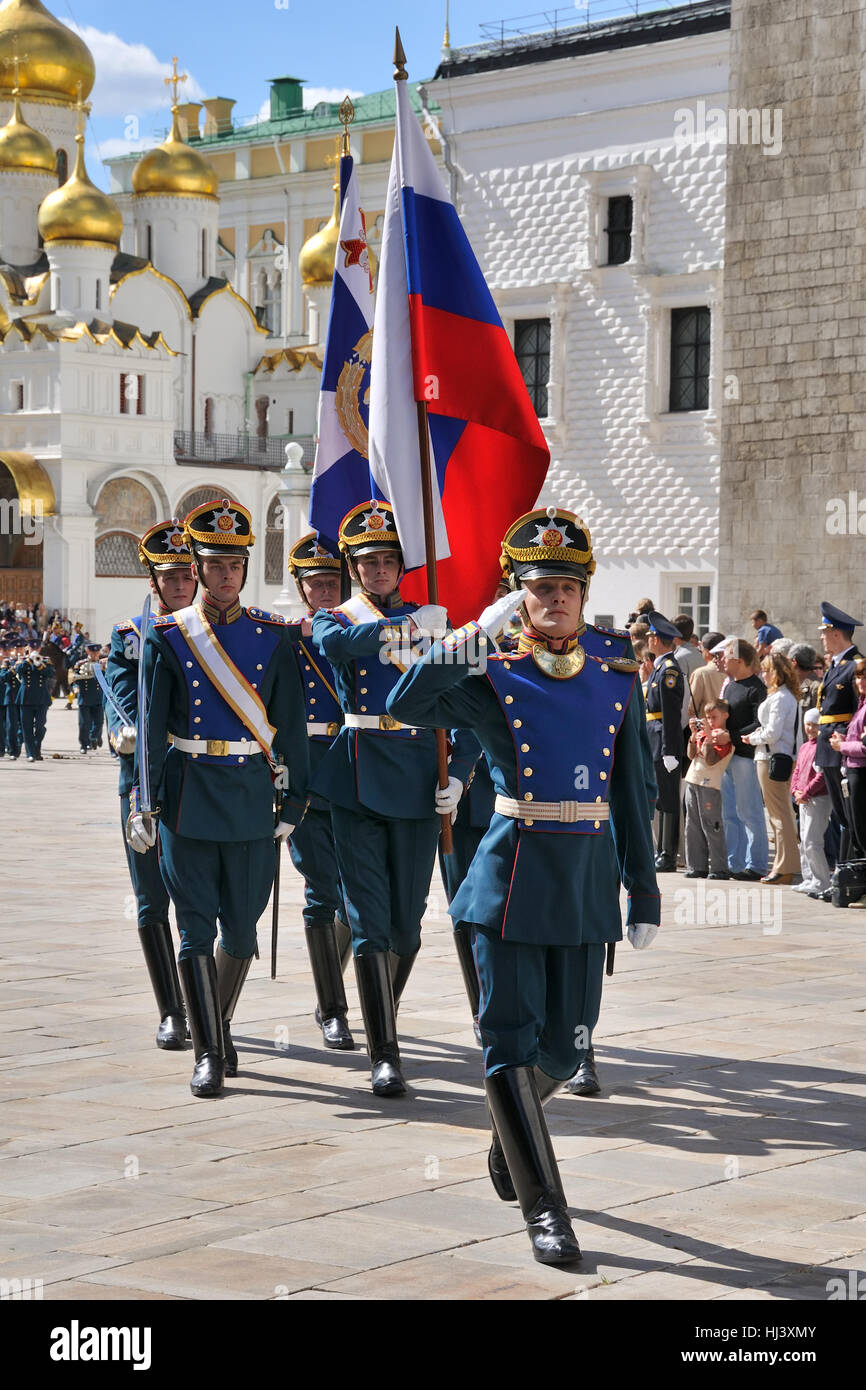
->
513;718;522;728
309;681;315;688
238;757;244;764
360;705;367;712
609;724;615;733
310;698;316;705
603;747;610;756
411;729;417;736
304;664;311;671
191;753;198;759
594;820;600;829
360;669;367;676
521;743;530;752
524;792;533;801
596;795;602;803
193;733;200;740
194;716;201;723
605;640;611;646
186;661;193;668
504;661;511;669
615;702;622;711
360;687;367;694
599;771;607;780
193;680;200;688
308;714;315;721
256;627;262;634
505;695;514;704
195;698;201;706
601;663;609;672
251;683;257;689
524;767;533;777
256;663;263;671
524;818;534;826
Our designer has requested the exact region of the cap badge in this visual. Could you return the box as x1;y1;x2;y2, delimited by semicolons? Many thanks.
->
210;502;239;535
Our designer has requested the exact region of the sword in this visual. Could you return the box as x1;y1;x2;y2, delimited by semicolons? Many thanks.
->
93;664;136;731
136;595;153;815
270;762;284;980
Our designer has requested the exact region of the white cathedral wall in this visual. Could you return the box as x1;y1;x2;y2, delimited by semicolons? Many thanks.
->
110;271;190;347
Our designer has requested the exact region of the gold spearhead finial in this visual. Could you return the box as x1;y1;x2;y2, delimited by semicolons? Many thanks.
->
164;55;188;108
338;94;355;156
393;27;408;82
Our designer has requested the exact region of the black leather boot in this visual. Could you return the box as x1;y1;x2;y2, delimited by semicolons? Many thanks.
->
453;925;482;1045
563;1047;601;1096
389;949;419;1012
137;922;186;1050
334;914;353;974
305;924;354;1050
485;1066;581;1266
654;812;678;872
487;1067;561;1202
215;946;253;1078
178;955;224;1098
355;952;406;1097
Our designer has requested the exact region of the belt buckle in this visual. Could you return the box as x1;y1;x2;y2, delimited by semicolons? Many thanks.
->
326;721;340;737
379;714;399;732
207;739;230;756
560;801;577;823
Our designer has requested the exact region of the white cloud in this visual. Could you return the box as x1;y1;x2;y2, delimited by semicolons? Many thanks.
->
70;25;205;119
302;87;364;109
91;135;159;163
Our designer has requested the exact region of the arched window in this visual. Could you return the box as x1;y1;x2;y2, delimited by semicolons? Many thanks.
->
95;531;142;577
95;477;156;536
201;228;207;277
177;487;229;520
264;271;281;337
56;148;68;185
264;495;284;584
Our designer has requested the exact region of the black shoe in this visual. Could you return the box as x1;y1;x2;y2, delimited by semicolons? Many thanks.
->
654;855;677;873
807;890;825;900
684;870;707;879
215;945;253;1078
178;955;224;1098
138;922;186;1050
821;888;835;902
708;872;730;880
355;953;406;1097
305;923;354;1050
485;1067;580;1266
564;1048;600;1097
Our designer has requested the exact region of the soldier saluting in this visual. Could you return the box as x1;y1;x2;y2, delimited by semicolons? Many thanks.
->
127;498;309;1099
103;520;198;1052
387;506;660;1266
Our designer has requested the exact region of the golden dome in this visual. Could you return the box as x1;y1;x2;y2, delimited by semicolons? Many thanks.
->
132;107;218;200
300;178;377;287
37;130;122;246
0;90;55;173
0;0;94;106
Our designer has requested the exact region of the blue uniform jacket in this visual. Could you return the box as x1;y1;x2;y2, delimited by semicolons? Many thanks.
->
285;621;343;813
103;618;143;797
139;602;309;841
69;660;104;708
15;658;54;705
312;595;445;820
387;620;661;946
815;644;863;770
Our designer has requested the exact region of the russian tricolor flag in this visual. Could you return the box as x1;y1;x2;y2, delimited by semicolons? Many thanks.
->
369;74;550;623
309;154;377;548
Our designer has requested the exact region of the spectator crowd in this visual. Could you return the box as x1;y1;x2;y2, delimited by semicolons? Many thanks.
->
1;599;108;761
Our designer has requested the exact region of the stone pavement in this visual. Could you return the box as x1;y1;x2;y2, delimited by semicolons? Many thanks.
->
1;702;864;1302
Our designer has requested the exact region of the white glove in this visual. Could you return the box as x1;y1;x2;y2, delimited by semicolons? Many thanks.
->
435;776;463;823
274;820;296;841
411;604;448;638
115;724;137;755
477;588;528;642
662;755;680;773
628;923;658;951
126;811;157;855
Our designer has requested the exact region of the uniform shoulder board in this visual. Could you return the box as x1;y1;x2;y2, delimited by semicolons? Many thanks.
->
247;606;285;625
591;622;630;639
607;656;639;674
489;649;527;663
151;615;175;628
115;619;136;634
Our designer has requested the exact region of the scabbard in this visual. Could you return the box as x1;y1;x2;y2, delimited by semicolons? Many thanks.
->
270;837;281;980
606;941;616;977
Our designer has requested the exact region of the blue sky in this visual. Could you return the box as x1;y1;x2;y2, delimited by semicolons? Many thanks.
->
49;1;675;186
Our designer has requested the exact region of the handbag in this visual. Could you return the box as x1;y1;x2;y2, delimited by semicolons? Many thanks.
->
769;752;793;782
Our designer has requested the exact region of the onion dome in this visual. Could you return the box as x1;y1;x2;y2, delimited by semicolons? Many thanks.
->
0;0;94;106
300;178;377;288
0;89;55;173
37;127;122;246
132;106;218;200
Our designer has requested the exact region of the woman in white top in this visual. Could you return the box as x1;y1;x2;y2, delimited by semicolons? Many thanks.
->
742;652;801;883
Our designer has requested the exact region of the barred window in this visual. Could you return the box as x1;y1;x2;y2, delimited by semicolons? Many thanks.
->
265;494;284;585
514;318;550;418
605;196;632;265
95;531;141;577
177;488;227;520
669;307;710;412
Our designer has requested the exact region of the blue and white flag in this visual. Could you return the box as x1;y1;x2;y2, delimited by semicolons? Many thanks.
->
309;154;377;547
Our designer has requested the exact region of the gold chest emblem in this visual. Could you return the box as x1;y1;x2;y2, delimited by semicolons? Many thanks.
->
531;644;586;680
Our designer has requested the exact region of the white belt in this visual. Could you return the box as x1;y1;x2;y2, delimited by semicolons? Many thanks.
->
344;713;419;732
169;734;263;757
307;721;341;737
495;794;610;824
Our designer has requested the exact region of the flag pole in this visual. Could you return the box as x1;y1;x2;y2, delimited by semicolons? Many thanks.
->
395;28;453;855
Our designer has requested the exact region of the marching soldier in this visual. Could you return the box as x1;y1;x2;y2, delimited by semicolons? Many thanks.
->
0;656;10;757
15;646;55;761
103;520;197;1051
2;648;22;758
127;498;309;1098
69;642;106;752
815;602;863;870
311;499;463;1097
285;532;354;1051
644;612;685;872
387;506;660;1266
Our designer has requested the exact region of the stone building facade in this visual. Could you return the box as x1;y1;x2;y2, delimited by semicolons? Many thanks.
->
718;0;866;637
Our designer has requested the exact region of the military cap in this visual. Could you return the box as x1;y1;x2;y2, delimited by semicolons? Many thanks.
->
646;611;681;641
500;505;595;586
288;531;341;579
818;601;861;633
338;500;401;559
85;642;102;652
138;518;192;571
183;497;254;557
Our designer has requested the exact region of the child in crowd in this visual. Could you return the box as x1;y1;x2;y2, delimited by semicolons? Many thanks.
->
684;699;734;878
792;709;832;898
